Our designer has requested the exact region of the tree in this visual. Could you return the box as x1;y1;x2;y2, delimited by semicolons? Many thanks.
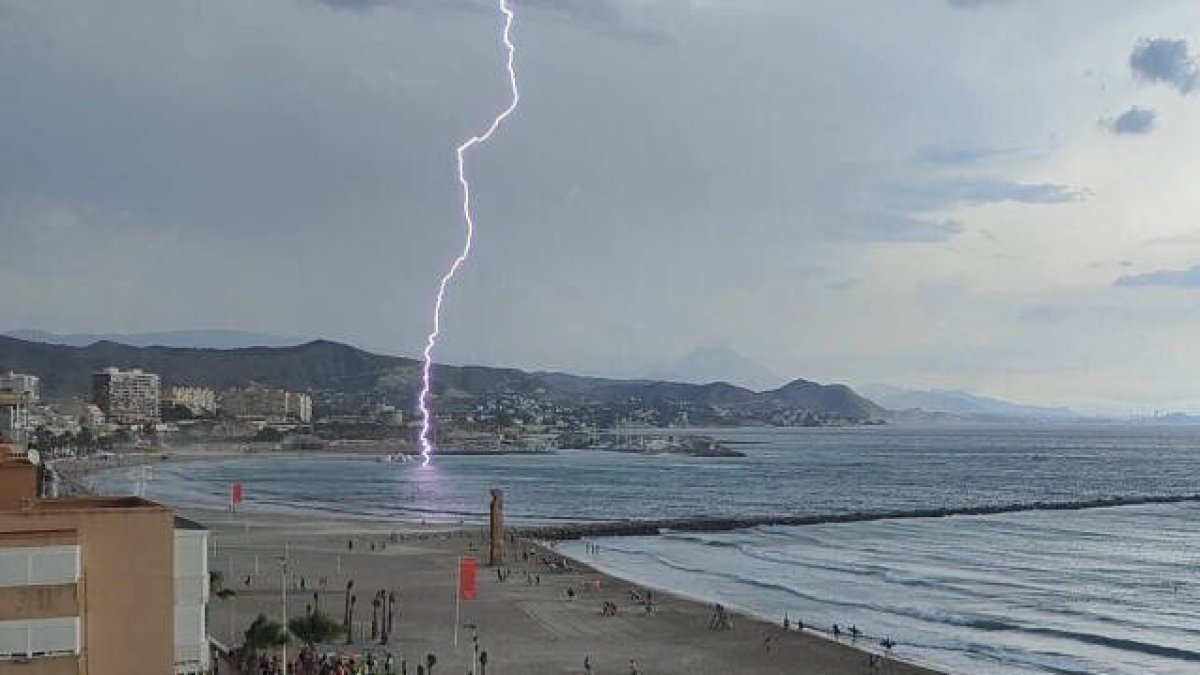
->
240;614;288;673
288;609;344;647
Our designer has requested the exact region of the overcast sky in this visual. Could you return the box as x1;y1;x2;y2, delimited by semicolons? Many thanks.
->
3;0;1200;413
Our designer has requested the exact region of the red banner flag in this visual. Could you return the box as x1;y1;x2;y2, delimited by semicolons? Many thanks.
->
458;556;478;601
231;483;244;506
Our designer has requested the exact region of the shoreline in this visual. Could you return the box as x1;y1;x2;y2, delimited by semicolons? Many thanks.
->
190;506;943;674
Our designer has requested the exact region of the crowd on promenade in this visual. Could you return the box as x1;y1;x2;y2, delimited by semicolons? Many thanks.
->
222;531;908;675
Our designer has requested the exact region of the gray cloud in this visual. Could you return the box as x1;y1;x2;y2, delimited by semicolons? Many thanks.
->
1108;106;1157;135
833;215;963;243
951;178;1084;205
2;0;1185;412
1130;37;1198;94
311;0;668;43
315;0;486;12
1115;265;1200;288
827;278;862;291
913;146;1012;166
881;178;1085;214
946;0;1012;8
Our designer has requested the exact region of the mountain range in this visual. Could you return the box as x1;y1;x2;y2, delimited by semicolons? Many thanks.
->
3;329;308;350
0;335;884;422
859;384;1079;420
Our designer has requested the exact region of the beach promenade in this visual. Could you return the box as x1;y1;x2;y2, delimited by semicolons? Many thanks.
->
195;508;942;675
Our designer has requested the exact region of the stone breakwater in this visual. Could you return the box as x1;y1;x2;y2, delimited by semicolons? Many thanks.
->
513;493;1200;541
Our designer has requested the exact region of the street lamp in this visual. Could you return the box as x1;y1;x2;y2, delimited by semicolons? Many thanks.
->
276;551;289;675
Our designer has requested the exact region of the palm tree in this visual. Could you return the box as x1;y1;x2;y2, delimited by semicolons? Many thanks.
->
345;594;357;645
343;579;355;640
382;591;396;645
371;592;382;640
240;614;288;673
288;609;344;648
210;570;236;600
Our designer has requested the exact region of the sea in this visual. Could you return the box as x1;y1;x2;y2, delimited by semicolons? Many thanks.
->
91;425;1200;674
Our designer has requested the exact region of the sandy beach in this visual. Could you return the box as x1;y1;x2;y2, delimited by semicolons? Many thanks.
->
193;507;943;675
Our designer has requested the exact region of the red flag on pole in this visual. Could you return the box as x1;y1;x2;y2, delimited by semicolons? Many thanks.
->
231;483;244;510
458;556;478;600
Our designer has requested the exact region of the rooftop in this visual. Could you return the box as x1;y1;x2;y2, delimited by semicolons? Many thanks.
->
174;515;208;531
23;496;171;512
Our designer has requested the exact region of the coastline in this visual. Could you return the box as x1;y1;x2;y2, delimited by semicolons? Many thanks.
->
193;505;943;674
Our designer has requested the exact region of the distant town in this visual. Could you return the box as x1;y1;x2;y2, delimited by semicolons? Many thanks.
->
1;363;865;461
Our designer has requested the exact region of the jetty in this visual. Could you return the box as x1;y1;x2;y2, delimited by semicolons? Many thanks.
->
514;492;1200;540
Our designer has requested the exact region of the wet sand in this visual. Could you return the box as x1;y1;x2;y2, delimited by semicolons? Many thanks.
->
195;508;942;675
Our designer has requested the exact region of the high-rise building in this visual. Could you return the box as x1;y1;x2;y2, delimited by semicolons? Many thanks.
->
0;459;209;675
91;368;161;425
0;373;39;404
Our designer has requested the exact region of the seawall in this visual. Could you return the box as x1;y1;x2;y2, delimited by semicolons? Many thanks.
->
514;492;1200;540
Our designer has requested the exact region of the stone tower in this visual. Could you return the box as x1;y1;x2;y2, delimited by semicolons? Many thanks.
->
489;488;505;566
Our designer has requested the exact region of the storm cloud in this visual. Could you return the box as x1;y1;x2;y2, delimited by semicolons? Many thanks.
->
1130;37;1198;94
2;0;1198;413
1116;265;1200;288
1109;106;1157;135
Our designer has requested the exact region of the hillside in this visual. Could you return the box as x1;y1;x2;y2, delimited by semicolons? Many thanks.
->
0;336;884;422
860;384;1078;421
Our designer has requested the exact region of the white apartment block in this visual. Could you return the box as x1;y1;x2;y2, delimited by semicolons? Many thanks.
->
164;387;217;416
0;373;39;403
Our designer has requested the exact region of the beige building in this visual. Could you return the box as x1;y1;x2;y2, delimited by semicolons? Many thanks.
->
0;460;208;675
163;387;217;416
91;368;160;426
220;386;312;423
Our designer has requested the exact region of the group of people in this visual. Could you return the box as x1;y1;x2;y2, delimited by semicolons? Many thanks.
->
708;603;733;630
291;646;401;675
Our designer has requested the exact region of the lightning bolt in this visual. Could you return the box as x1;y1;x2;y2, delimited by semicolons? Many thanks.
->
417;0;520;467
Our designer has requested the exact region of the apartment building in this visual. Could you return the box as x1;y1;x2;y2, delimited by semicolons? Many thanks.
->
0;374;38;404
0;460;208;675
220;386;312;423
91;368;160;426
0;393;29;453
162;387;217;417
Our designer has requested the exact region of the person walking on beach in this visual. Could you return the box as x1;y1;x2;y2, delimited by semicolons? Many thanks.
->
584;653;593;675
628;658;640;675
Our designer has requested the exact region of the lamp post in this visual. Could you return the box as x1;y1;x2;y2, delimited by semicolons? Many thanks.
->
277;549;289;675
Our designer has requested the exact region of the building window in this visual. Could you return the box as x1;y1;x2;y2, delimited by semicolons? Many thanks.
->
0;618;80;658
0;546;80;587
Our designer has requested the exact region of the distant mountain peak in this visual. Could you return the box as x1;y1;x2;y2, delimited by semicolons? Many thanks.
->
647;343;784;392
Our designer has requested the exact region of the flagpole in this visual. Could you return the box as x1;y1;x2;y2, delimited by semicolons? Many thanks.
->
454;556;461;648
